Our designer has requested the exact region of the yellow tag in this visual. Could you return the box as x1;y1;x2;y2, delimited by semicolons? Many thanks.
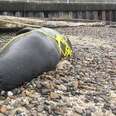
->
36;29;73;57
55;35;73;57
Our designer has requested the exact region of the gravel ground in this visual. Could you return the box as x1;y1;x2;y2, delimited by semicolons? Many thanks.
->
0;26;116;116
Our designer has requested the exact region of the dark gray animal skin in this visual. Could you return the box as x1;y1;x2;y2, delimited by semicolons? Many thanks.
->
0;30;60;91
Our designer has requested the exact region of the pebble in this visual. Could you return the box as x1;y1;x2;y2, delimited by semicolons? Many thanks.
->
43;105;51;113
49;92;61;100
103;103;111;110
0;105;8;113
7;91;13;97
41;89;51;96
10;107;29;115
111;104;116;115
57;85;67;91
85;109;92;116
0;91;6;96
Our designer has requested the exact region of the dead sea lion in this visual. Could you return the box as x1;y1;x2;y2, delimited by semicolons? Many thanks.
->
0;27;73;91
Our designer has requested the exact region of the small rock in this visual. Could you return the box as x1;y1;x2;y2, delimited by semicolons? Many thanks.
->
87;107;96;113
52;107;64;116
111;104;116;115
110;91;116;103
50;92;61;100
57;84;67;91
82;109;92;116
7;91;13;97
94;97;99;103
30;109;38;116
44;105;51;113
37;105;44;112
57;60;73;70
10;107;28;116
15;110;26;116
74;106;83;114
41;81;51;88
12;88;22;95
71;91;78;96
103;103;111;110
73;80;79;90
0;91;6;96
0;105;8;113
37;112;46;116
86;108;93;116
41;89;51;95
22;90;33;97
36;81;42;89
60;78;68;83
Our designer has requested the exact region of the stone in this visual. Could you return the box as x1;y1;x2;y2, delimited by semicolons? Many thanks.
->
0;105;8;113
7;91;13;97
44;105;51;113
49;92;61;100
37;113;46;116
110;91;116;103
111;104;116;115
85;108;92;116
57;84;67;91
57;60;73;70
10;107;29;116
41;89;51;96
103;103;111;110
74;106;83;114
22;90;34;97
0;91;6;96
30;110;38;116
73;80;79;90
12;88;22;95
37;105;44;112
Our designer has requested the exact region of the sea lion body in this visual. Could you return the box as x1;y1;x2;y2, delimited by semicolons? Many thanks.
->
0;28;60;90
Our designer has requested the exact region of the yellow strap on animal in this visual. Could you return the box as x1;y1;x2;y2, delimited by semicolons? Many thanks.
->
36;29;72;57
55;35;73;57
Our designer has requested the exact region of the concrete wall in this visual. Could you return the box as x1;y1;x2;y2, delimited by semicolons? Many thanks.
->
0;1;116;21
0;0;116;3
0;2;116;11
